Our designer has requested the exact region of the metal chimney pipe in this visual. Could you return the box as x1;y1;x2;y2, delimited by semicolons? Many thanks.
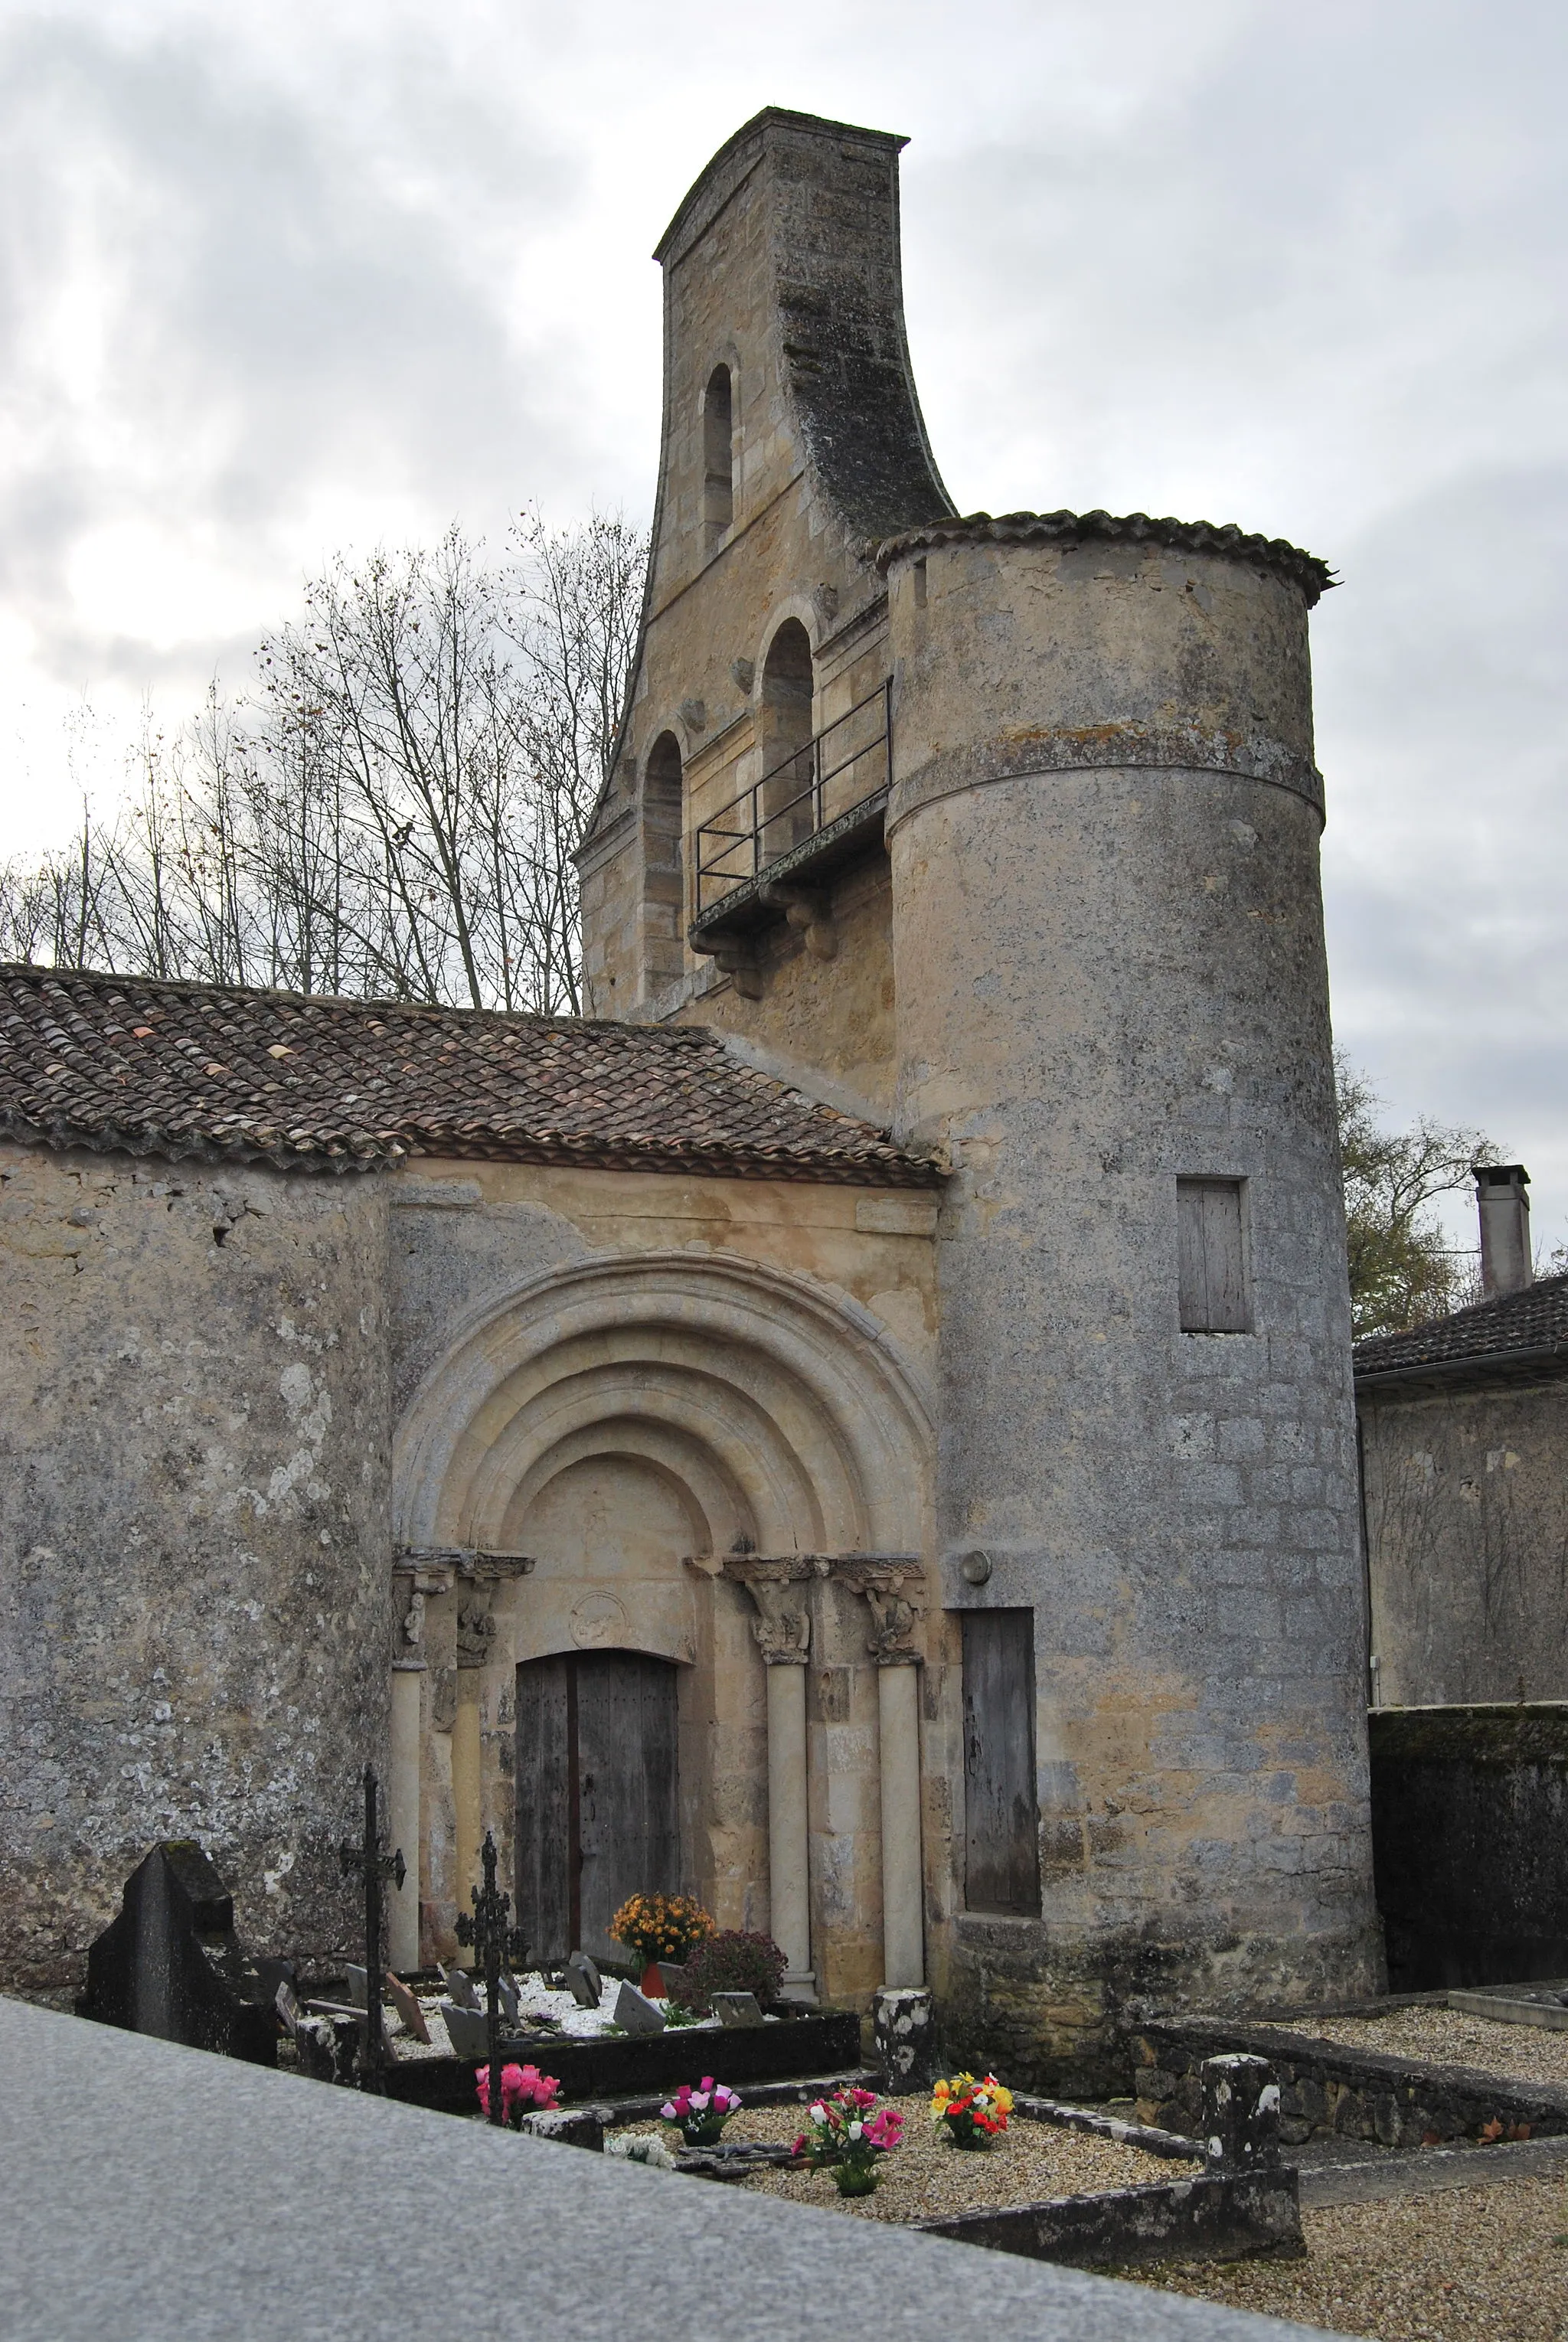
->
1476;1164;1532;1298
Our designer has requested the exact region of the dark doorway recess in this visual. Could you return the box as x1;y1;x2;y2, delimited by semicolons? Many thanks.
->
516;1649;679;1967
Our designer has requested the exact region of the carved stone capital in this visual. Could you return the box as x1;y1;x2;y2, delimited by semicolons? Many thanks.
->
455;1595;498;1670
721;1556;818;1664
832;1556;927;1665
395;1547;534;1670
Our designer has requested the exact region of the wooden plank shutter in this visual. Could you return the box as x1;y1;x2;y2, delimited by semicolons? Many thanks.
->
515;1654;572;1966
962;1609;1041;1916
1178;1178;1250;1331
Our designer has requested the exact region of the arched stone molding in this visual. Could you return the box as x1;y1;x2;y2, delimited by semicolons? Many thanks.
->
394;1249;933;1560
392;1249;935;1981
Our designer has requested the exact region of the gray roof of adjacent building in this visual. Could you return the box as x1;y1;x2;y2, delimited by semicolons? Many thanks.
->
0;962;937;1187
1353;1270;1568;1390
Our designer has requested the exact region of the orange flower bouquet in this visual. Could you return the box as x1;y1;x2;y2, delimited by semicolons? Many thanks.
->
931;2072;1013;2150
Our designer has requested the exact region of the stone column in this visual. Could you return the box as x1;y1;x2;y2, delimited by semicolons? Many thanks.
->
844;1561;927;1989
388;1558;455;1973
451;1586;495;1966
387;1657;423;1972
727;1560;815;1998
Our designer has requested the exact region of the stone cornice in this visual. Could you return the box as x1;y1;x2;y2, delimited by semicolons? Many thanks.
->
874;508;1335;607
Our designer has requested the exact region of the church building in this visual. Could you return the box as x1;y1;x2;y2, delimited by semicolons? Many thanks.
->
0;108;1381;2090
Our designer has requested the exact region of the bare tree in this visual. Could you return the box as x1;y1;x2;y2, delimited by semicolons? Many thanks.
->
0;513;648;1015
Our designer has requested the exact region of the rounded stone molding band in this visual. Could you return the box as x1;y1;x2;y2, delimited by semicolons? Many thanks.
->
887;736;1326;840
393;1249;935;1564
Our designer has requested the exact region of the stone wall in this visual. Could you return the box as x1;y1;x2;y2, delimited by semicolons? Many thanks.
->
1361;1377;1568;1706
0;1143;391;1989
886;530;1381;2086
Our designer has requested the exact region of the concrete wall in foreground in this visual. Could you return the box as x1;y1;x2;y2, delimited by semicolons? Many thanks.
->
0;1143;391;1988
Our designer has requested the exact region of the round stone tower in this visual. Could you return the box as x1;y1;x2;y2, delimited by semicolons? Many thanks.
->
881;511;1381;2081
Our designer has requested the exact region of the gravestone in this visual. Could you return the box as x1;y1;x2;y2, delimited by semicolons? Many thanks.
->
275;1980;302;2037
443;1963;481;2012
78;1841;276;2066
565;1952;602;2009
345;1965;370;2010
385;1973;430;2044
712;1992;765;2029
496;1972;520;2026
440;2001;491;2061
873;1985;935;2095
612;1981;666;2036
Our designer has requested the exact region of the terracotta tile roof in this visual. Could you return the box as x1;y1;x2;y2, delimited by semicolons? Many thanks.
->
1353;1271;1568;1384
0;964;936;1187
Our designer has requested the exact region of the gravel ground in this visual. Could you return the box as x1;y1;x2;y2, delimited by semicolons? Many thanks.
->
618;2103;1188;2223
1301;2007;1568;2091
1131;2167;1568;2340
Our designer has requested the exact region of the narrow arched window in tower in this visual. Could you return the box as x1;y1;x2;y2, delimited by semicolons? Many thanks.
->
643;731;685;979
702;365;733;547
759;619;814;861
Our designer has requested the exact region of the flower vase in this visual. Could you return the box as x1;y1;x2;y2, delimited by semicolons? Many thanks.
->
640;1961;665;1998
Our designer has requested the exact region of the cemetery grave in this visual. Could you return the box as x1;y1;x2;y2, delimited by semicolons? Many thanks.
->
1135;2007;1568;2149
597;2053;1304;2270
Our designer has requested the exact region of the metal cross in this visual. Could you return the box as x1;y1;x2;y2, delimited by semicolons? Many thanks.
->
456;1830;527;2125
338;1763;406;2093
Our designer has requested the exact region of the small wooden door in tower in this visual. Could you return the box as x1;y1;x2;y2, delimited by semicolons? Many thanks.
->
515;1650;679;1966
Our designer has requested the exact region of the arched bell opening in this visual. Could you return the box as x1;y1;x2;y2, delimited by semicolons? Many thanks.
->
759;618;815;858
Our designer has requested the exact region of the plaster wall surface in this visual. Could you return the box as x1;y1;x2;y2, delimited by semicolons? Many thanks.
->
1362;1378;1568;1706
884;537;1380;2083
0;1144;391;1989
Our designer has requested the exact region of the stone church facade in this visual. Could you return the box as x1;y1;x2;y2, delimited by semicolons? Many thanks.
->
0;108;1381;2088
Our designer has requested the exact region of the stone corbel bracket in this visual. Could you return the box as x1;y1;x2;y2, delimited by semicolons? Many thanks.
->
759;881;836;962
704;933;763;1000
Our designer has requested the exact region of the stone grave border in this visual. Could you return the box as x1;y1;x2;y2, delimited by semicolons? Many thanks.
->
581;2056;1300;2271
907;2086;1300;2271
372;2002;864;2114
1134;2015;1568;2149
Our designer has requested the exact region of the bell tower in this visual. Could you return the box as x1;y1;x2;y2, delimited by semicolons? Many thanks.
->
576;108;952;1113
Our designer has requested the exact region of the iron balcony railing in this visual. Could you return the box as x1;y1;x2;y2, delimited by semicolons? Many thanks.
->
694;678;892;919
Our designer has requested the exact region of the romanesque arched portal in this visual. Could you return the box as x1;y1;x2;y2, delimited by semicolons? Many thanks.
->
390;1250;933;1998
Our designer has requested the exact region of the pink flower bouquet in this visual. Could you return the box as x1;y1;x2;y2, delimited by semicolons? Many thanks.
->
475;2061;560;2126
659;2076;742;2146
792;2084;903;2197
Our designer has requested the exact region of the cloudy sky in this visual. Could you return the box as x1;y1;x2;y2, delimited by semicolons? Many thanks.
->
2;0;1564;1249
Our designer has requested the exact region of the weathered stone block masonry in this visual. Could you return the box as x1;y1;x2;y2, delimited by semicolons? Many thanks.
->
0;108;1382;2092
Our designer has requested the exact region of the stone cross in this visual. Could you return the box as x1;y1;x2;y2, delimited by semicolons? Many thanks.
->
456;1831;527;2125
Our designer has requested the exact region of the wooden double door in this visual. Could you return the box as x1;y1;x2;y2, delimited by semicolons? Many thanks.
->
515;1650;679;1966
